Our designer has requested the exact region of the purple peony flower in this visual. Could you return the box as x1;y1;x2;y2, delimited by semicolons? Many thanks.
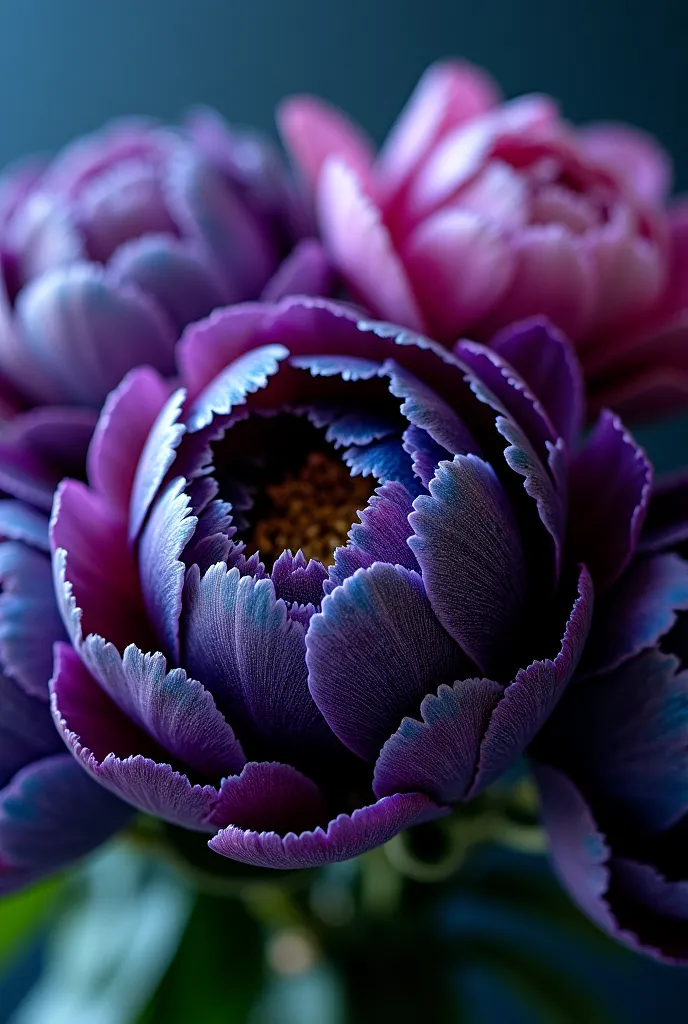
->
46;297;650;871
532;470;688;962
279;61;688;420
0;500;131;893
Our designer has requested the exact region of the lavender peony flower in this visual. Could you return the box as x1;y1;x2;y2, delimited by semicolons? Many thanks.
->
0;500;131;892
46;297;650;870
279;61;688;419
532;470;688;962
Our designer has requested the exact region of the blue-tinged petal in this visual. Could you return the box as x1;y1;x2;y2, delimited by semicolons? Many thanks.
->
129;388;187;543
328;481;418;590
373;678;502;802
207;761;327;833
408;455;528;675
0;541;67;699
208;792;435;869
182;498;235;576
383;359;481;456
87;366;174;516
182;565;333;760
289;353;382;381
322;410;396;448
306;563;471;761
186;344;290;433
568;410;651;591
470;565;592;795
343;436;419;495
402;423;449;487
0;500;49;552
0;674;62;789
109;234;227;332
581;554;688;677
0;753;133;890
139;478;197;662
15;263;177;406
50;645;219;830
490;316;584;451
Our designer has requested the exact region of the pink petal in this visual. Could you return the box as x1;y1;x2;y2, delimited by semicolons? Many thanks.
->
579;123;673;207
277;95;376;199
317;159;425;331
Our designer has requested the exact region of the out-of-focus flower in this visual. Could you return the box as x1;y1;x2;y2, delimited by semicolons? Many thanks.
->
532;471;688;962
279;61;688;419
48;297;650;870
0;500;131;893
0;109;330;414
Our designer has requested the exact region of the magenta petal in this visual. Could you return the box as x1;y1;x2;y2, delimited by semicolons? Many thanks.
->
373;678;503;802
490;316;585;451
408;455;528;675
207;761;327;832
568;410;652;591
579;123;672;206
208;792;433;869
469;565;593;795
87;366;174;516
15;263;177;406
306;563;470;761
260;238;333;302
51;645;218;830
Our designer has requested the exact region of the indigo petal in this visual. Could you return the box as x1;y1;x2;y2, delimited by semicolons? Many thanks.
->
207;761;327;833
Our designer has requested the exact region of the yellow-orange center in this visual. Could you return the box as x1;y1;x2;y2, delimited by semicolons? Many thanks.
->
250;451;375;564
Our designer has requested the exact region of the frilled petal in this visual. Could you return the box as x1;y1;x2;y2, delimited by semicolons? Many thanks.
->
0;673;63;789
109;234;227;332
342;435;419;494
0;500;49;552
270;550;328;607
383;359;480;456
402;209;514;339
608;860;688;963
316;160;426;331
0;541;67;699
50;644;218;830
539;648;688;834
260;239;333;302
579;123;672;207
568;410;651;591
490;317;585;451
87;366;174;516
277;95;376;198
580;553;688;676
139;478;197;661
306;563;471;761
14;264;177;406
208;792;433;869
182;565;332;759
328;481;418;590
469;565;593;795
373;678;503;802
207;761;327;833
185;344;289;433
408;455;528;675
0;753;132;890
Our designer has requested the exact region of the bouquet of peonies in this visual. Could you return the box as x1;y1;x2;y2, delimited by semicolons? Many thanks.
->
1;59;688;1019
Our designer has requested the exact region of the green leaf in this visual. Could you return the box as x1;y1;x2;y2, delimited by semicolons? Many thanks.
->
0;874;64;965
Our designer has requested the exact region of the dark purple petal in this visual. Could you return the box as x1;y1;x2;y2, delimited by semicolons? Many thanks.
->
261;239;333;302
383;359;481;457
469;565;593;795
139;479;197;661
186;344;290;433
50;645;218;830
14;263;177;406
129;387;187;543
609;860;688;962
402;423;449;487
109;234;227;333
640;472;688;553
207;761;327;832
373;678;503;802
182;565;332;759
306;563;471;761
87;366;174;516
0;673;63;788
408;455;528;675
581;554;688;677
568;410;652;591
182;498;235;575
490;317;584;451
0;754;132;883
0;500;49;552
208;792;434;869
0;541;67;699
328;481;418;590
270;550;328;607
0;441;58;512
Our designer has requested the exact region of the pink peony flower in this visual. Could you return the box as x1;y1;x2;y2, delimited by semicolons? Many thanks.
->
279;61;688;419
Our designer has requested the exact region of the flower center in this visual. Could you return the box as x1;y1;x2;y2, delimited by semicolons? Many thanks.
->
250;451;374;564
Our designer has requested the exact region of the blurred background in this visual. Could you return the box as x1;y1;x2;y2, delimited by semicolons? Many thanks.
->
1;0;687;1020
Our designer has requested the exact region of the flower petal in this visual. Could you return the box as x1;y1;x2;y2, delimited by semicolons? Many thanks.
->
185;343;289;433
207;761;327;833
260;238;333;302
129;387;187;543
208;792;433;869
0;673;63;789
0;500;50;552
306;563;471;761
408;455;528;675
579;123;672;206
